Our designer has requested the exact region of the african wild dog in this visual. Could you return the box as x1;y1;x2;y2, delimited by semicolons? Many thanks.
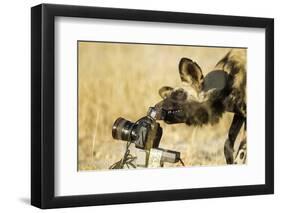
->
156;49;246;164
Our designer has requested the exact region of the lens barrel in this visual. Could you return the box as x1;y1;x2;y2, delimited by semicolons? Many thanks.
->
112;117;135;141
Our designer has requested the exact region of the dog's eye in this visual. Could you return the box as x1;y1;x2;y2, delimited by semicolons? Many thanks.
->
171;89;187;101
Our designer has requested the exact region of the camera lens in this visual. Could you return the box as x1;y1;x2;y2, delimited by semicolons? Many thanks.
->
112;117;135;141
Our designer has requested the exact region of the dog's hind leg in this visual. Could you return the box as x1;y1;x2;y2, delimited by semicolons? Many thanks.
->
224;114;245;164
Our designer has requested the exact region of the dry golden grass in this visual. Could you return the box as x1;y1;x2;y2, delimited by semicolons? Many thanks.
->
78;42;245;171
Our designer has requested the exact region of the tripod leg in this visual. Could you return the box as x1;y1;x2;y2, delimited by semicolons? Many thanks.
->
224;114;245;164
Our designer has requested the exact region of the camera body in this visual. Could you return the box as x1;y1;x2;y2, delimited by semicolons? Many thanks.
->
112;107;181;167
112;115;162;150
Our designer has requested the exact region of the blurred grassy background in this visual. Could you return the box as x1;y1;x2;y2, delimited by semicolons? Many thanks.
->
78;41;245;171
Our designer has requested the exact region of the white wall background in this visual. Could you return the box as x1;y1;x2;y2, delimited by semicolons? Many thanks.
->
0;0;279;212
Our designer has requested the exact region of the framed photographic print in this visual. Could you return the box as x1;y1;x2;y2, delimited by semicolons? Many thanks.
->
31;3;274;209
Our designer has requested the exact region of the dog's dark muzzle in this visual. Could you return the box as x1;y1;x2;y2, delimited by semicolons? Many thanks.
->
154;98;186;124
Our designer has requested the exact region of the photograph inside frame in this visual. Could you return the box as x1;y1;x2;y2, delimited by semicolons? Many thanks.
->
78;41;247;171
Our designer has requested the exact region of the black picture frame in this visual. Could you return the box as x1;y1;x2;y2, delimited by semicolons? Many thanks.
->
31;3;274;209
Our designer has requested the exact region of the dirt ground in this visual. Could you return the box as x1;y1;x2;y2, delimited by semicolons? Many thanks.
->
78;42;245;171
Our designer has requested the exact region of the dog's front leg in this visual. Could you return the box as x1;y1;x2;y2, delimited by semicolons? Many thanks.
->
224;114;245;164
234;123;247;164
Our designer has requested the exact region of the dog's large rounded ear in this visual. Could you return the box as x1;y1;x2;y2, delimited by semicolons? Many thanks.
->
159;86;174;99
179;58;203;86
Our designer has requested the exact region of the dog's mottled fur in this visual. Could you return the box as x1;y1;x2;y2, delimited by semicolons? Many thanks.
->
157;49;246;164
